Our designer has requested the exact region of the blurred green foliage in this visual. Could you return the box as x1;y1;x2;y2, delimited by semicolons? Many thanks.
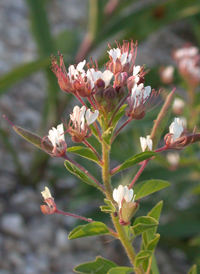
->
1;0;200;272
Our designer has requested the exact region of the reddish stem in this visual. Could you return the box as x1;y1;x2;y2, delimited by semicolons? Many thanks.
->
128;146;169;189
111;117;132;143
56;209;118;237
129;160;149;189
83;139;104;165
75;93;87;108
56;209;93;222
62;154;105;193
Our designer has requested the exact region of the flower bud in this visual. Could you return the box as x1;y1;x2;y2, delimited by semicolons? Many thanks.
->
104;86;118;112
115;85;126;101
121;202;139;225
96;78;105;89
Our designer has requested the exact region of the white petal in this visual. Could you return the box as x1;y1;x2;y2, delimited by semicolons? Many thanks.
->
144;86;151;99
48;127;59;147
133;65;140;76
68;65;76;80
140;137;147;152
41;187;52;199
120;52;128;66
146;135;153;151
107;48;121;63
57;123;65;142
85;109;99;125
77;60;86;72
124;186;134;202
113;185;125;208
101;70;114;87
127;53;132;63
169;117;184;141
80;115;85;131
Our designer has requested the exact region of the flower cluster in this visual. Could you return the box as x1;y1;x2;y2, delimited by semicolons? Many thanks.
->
37;39;199;226
174;45;200;87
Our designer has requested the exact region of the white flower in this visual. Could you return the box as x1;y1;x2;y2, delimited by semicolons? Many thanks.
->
70;105;99;131
41;187;52;200
107;48;132;67
48;123;65;148
166;152;180;166
113;185;134;209
68;60;86;81
140;135;153;152
169;117;184;142
131;83;151;108
107;48;121;63
87;69;113;88
70;106;86;131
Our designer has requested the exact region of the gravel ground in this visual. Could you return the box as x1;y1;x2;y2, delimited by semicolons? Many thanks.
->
0;1;193;273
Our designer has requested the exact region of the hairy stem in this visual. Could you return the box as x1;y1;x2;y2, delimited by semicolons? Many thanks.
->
102;141;144;273
83;139;104;165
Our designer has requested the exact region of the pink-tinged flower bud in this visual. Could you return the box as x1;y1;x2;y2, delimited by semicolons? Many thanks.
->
115;72;129;86
96;78;105;89
121;201;139;225
115;85;126;101
40;187;57;215
51;53;74;94
104;86;118;111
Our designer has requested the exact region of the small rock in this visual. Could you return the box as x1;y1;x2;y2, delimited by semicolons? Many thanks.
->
1;214;25;237
55;228;70;251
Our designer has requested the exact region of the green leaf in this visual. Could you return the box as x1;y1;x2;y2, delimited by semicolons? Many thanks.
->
74;256;117;274
151;255;160;274
113;152;156;175
13;126;53;152
131;216;158;237
102;126;113;147
134;180;170;200
150;89;175;149
108;267;134;274
68;222;111;240
146;234;160;251
64;160;100;189
146;201;163;241
90;124;99;140
100;199;116;214
187;265;197;274
134;251;152;269
112;104;128;128
67;146;100;164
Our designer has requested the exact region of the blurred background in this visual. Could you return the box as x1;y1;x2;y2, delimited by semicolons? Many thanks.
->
1;0;200;273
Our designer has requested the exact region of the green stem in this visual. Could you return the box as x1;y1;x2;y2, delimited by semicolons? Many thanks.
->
101;141;144;273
